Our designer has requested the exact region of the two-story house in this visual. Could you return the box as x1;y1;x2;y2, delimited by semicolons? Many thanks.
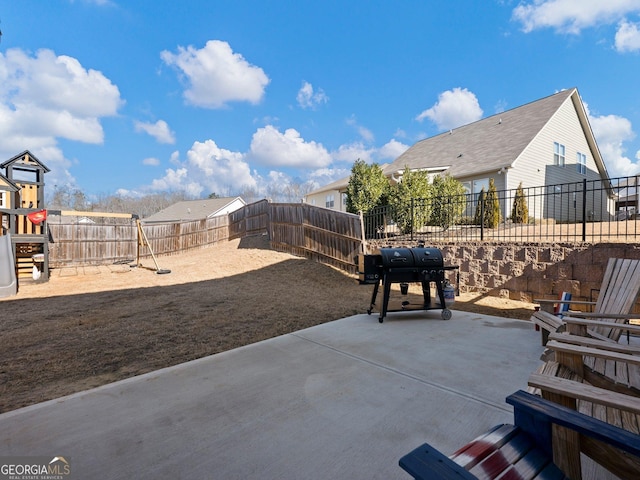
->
305;88;613;220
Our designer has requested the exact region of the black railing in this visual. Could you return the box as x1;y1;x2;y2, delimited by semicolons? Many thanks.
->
362;175;640;243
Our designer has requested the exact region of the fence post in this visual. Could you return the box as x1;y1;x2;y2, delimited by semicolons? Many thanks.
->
480;198;485;241
582;179;587;242
410;198;414;241
359;210;367;254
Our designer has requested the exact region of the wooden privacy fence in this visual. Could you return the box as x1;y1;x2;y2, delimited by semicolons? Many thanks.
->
47;202;364;273
229;199;270;239
48;215;230;266
268;203;362;272
48;221;138;266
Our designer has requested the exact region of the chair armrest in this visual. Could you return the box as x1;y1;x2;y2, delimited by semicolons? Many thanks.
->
507;389;640;458
528;373;640;415
548;332;640;356
546;339;640;366
563;312;640;320
562;317;640;333
399;443;477;480
534;299;595;305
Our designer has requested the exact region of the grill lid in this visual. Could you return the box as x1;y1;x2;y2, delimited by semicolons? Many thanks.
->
410;247;444;268
377;247;443;268
378;248;414;267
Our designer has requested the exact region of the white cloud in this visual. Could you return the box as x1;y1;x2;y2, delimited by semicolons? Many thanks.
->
416;88;483;131
169;150;181;165
332;142;376;163
267;170;287;183
512;0;640;34
149;140;257;197
34;145;76;189
143;130;406;199
306;167;352;190
0;48;122;187
330;138;408;165
494;99;509;114
296;81;328;109
161;40;270;109
308;167;351;181
0;48;123;150
378;139;410;160
188;140;256;193
115;188;144;198
394;128;407;139
134;120;176;144
150;167;203;197
615;20;640;51
346;115;374;143
586;103;639;176
248;125;332;168
142;157;161;166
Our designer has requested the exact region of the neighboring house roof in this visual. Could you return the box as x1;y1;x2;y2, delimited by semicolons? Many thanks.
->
1;150;50;173
307;176;352;196
0;173;20;192
143;197;246;223
384;88;608;181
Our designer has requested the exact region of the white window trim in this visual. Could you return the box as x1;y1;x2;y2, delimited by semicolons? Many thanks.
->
325;194;335;209
577;152;587;175
554;142;565;167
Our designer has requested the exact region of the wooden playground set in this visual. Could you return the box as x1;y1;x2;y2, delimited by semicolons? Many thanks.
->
0;150;170;298
0;150;50;295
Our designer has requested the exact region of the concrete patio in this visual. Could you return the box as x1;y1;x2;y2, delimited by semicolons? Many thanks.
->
0;310;546;479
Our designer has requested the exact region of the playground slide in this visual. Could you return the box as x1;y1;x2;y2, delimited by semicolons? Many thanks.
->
0;232;17;298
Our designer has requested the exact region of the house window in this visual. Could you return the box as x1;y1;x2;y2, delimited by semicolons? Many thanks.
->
577;152;587;175
554;142;565;167
473;178;490;195
341;193;348;210
0;191;5;208
471;178;490;204
325;194;334;208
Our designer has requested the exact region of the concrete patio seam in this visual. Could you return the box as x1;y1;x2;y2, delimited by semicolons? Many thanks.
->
289;331;512;413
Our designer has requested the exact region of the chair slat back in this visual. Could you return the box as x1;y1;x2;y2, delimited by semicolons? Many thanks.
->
590;258;640;342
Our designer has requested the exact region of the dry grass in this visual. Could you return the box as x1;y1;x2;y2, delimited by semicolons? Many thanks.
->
0;235;534;413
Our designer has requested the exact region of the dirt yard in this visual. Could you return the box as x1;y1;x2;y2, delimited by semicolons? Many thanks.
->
0;235;535;413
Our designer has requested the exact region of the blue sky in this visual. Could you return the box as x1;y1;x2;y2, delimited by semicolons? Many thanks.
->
1;0;640;201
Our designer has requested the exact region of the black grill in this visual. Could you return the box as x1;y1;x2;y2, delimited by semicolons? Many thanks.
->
357;247;458;322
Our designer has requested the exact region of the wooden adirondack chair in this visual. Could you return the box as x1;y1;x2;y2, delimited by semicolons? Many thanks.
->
528;319;640;477
527;260;640;477
546;319;640;396
532;258;640;345
527;372;640;479
399;390;640;480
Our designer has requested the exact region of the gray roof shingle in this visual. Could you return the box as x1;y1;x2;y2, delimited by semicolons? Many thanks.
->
384;88;576;178
143;197;245;222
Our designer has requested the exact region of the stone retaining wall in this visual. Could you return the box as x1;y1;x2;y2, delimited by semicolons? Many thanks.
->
428;242;640;305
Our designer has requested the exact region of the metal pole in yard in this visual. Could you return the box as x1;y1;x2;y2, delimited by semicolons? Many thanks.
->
359;210;367;254
480;198;485;241
582;179;587;242
410;198;414;242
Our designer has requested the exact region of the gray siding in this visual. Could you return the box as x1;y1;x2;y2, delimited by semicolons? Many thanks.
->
511;97;611;221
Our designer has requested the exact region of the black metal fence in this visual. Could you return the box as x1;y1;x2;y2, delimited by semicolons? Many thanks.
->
363;175;640;243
